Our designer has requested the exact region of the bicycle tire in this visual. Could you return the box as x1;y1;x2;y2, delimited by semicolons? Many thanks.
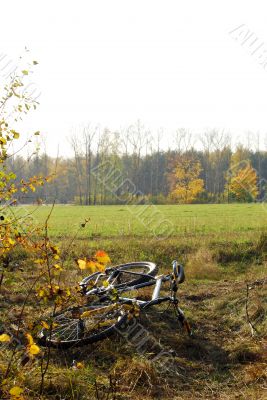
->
80;261;158;292
37;303;129;349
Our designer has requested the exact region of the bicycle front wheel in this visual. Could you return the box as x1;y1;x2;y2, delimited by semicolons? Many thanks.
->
38;303;129;349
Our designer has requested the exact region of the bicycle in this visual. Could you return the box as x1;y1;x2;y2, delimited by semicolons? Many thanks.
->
38;260;192;349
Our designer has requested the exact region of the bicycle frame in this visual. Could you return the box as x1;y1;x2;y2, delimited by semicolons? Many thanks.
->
117;274;175;306
81;264;183;314
114;272;191;335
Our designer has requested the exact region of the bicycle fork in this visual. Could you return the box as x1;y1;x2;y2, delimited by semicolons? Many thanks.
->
171;279;192;337
175;305;192;336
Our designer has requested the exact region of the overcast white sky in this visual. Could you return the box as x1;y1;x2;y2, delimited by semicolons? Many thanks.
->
1;0;267;156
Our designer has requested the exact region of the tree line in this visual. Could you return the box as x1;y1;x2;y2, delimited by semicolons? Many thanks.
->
7;123;267;205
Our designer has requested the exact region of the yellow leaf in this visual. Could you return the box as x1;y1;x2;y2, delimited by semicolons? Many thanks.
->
34;258;44;264
0;137;7;145
8;238;15;245
0;333;11;342
53;264;63;271
29;344;40;355
29;184;36;192
86;260;98;272
95;250;111;265
12;131;20;139
26;333;34;346
77;257;106;272
94;262;105;272
38;289;45;298
50;245;60;255
76;362;84;369
9;386;24;396
41;321;49;329
77;259;87;270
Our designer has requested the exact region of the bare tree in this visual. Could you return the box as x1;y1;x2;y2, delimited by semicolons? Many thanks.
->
83;124;97;205
200;129;231;200
127;120;151;188
69;131;83;205
174;128;194;153
120;126;130;156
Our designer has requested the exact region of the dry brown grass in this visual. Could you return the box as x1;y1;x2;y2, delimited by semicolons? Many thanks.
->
186;248;222;280
1;236;267;399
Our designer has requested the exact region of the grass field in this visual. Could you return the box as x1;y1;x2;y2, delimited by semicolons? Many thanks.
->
1;203;267;399
14;203;267;239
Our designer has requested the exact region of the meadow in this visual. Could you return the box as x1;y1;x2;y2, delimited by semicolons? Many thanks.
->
1;203;266;399
16;203;267;240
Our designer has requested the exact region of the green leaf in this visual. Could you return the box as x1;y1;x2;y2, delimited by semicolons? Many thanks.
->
34;131;40;136
33;60;38;65
22;70;29;75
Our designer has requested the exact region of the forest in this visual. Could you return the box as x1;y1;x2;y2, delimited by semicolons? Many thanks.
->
8;123;267;205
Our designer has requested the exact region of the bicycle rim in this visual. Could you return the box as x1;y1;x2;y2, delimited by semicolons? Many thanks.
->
38;304;129;349
111;262;158;288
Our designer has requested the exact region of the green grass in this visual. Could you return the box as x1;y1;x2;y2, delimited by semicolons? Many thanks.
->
13;203;267;239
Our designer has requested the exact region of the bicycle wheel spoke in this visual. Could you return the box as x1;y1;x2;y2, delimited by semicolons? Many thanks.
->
41;304;127;345
51;322;78;340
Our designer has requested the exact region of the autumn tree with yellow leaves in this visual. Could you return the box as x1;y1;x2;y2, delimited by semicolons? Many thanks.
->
227;163;259;202
170;155;204;204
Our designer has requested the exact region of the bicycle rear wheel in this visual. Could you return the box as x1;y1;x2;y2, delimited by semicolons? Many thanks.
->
38;303;129;349
79;262;158;302
108;261;158;288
